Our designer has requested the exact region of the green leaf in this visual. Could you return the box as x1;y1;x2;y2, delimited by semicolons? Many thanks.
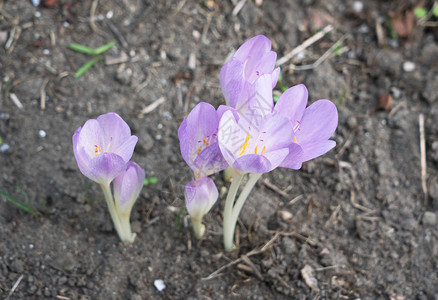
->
273;94;280;103
148;177;158;184
0;189;38;216
94;40;116;55
0;137;2;145
433;5;438;17
74;56;102;78
68;43;97;55
414;7;427;18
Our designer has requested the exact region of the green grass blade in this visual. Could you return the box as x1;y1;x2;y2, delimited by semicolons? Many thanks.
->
94;40;116;55
74;56;102;78
0;189;38;216
68;43;97;55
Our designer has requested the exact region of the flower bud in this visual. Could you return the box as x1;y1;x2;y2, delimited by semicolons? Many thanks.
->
113;161;145;213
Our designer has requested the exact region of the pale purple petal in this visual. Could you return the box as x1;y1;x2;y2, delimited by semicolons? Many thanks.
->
113;135;138;162
96;112;132;152
217;105;240;122
220;59;245;107
248;74;274;116
301;140;336;162
274;84;308;126
192;142;228;177
271;67;281;88
233;154;272;173
295;100;338;144
279;143;304;170
218;110;244;167
87;152;126;185
185;176;218;221
77;119;104;158
233;35;272;63
245;50;277;83
259;113;294;151
113;161;145;210
73;126;91;176
262;148;290;171
178;118;190;166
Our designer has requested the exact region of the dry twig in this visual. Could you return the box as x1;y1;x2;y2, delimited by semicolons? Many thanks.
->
202;233;280;280
276;24;333;67
419;114;428;205
138;96;166;116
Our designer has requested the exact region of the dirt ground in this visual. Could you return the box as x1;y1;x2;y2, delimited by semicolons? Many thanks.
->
0;0;437;299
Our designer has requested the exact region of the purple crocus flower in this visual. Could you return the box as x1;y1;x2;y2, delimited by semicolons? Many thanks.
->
185;176;218;238
220;35;280;111
113;161;145;214
218;108;296;174
178;102;229;179
73;112;138;185
273;84;338;163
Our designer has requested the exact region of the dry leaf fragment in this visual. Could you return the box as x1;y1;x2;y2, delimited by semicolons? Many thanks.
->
370;94;392;116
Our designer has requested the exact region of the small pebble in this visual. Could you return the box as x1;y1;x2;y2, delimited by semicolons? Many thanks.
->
423;212;436;226
391;87;402;99
358;24;369;34
402;61;415;72
34;11;41;18
106;11;114;19
389;39;399;48
353;1;363;13
38;130;46;138
31;0;40;6
154;279;166;292
301;265;319;291
0;143;10;152
42;49;50;55
192;30;201;41
63;21;70;28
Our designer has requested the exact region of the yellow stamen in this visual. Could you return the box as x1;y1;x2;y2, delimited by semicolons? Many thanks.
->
94;145;102;156
197;148;202;155
239;134;250;156
261;145;266;155
254;146;258;154
293;137;297;143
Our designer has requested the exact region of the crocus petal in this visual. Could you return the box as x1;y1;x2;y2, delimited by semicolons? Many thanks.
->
248;74;274;116
233;35;272;63
300;140;336;162
295;99;338;144
87;152;127;185
96;112;132;152
279;143;304;170
178;118;190;166
192;142;228;177
78;119;104;158
73;126;91;176
113;135;138;162
233;154;272;174
217;105;240;122
185;176;218;221
113;161;145;211
274;84;308;125
259;113;295;151
218;110;246;167
220;59;245;108
271;67;281;88
245;50;277;83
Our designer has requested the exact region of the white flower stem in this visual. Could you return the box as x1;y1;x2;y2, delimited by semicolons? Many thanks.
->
223;171;244;251
231;173;262;225
100;183;135;243
191;218;206;239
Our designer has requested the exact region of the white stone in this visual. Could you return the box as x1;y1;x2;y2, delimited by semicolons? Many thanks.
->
403;61;416;72
154;279;166;292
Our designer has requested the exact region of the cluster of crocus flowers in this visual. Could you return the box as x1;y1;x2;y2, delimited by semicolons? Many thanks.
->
179;35;338;251
73;112;145;243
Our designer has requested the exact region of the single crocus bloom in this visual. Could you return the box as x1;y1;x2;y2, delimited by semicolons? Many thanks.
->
220;35;280;112
73;112;138;186
273;84;338;163
218;108;295;174
111;161;145;243
178;102;229;179
185;176;219;238
113;161;145;215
